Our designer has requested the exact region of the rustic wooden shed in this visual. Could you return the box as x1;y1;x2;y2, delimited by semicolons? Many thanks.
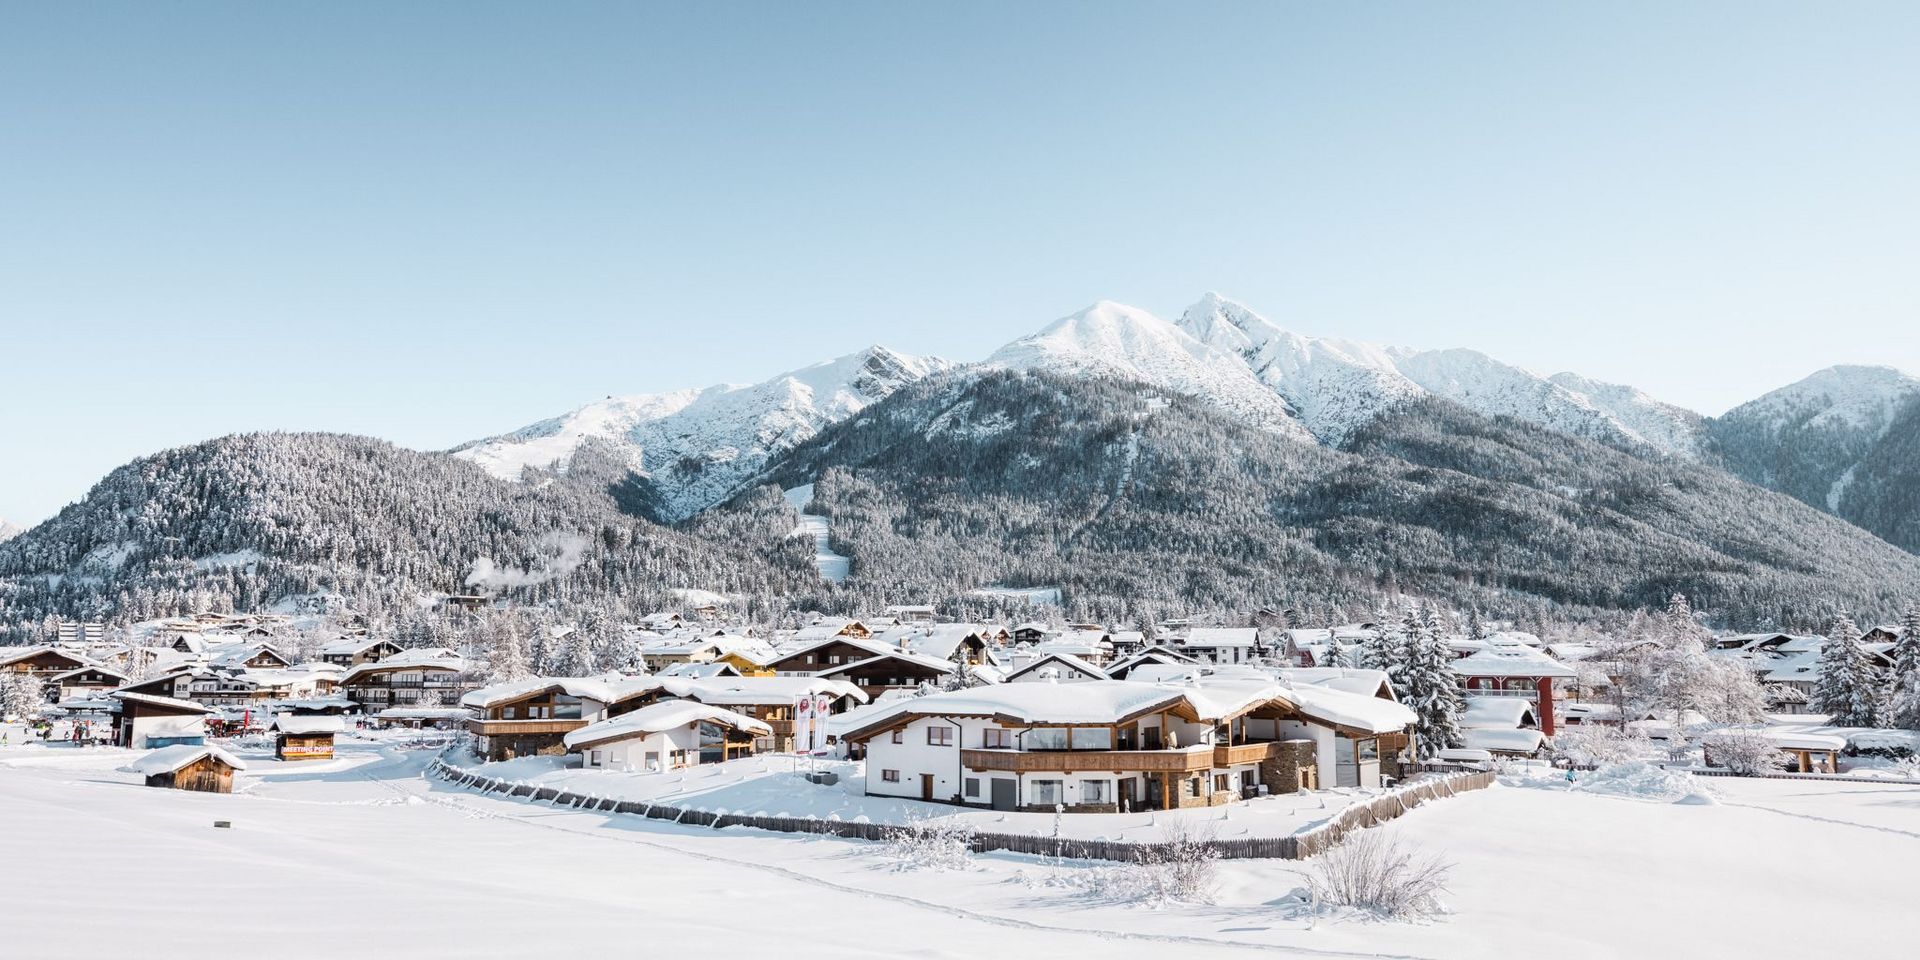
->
269;714;344;761
126;745;247;794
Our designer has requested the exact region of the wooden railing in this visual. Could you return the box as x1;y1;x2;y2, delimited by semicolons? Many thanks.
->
960;747;1213;773
466;718;587;736
1213;740;1289;766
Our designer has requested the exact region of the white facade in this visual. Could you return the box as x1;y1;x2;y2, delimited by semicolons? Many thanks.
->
579;723;705;772
129;712;208;748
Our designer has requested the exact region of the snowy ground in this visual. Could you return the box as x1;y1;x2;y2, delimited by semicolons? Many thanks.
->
3;726;1916;959
783;484;850;582
466;753;1388;842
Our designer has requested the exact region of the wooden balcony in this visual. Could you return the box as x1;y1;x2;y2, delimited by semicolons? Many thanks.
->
467;718;587;737
961;747;1214;774
1213;740;1289;766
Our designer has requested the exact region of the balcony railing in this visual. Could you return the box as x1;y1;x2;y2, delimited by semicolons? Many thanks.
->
467;718;585;736
1213;740;1291;766
960;747;1214;774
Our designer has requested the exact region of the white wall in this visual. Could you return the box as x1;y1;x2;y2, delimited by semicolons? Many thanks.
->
581;724;702;772
131;713;206;748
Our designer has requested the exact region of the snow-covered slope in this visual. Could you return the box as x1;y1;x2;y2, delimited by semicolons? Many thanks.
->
1175;292;1704;455
453;346;950;521
0;518;24;543
984;300;1315;442
1709;365;1920;547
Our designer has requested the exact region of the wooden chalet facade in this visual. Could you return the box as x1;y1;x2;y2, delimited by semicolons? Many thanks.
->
338;652;473;711
844;680;1413;813
132;745;245;793
812;652;955;698
320;638;406;668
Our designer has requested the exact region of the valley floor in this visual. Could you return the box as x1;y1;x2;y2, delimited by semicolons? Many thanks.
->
1;731;1914;959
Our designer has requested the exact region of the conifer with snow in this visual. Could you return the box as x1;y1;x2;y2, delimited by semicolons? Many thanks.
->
1886;605;1920;730
1813;615;1878;727
1398;605;1463;758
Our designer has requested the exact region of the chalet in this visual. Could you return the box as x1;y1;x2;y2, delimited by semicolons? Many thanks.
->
319;637;406;668
1;647;92;692
1179;627;1262;665
677;676;867;753
1460;697;1545;757
49;665;128;701
640;633;777;675
884;605;939;623
461;677;616;761
903;624;1000;666
444;594;491;611
790;617;872;643
1103;645;1203;680
841;678;1414;811
765;634;902;676
126;744;246;794
1449;647;1579;736
111;692;216;748
209;643;294;671
270;714;344;761
339;649;473;711
1010;622;1050;644
812;650;957;698
565;701;772;771
1003;652;1108;684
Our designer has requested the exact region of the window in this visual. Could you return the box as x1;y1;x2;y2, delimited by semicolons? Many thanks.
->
1214;773;1229;793
589;750;602;767
926;726;953;746
829;655;843;665
1031;779;1062;805
1186;777;1202;797
1071;727;1112;750
982;728;1012;749
964;777;980;799
882;769;900;783
1081;779;1109;803
1025;727;1069;751
1357;739;1379;762
891;729;904;744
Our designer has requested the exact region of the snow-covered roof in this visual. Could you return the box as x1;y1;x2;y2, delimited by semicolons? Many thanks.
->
814;650;958;678
658;661;741;679
341;651;468;684
682;676;869;706
269;714;345;735
319;636;396;655
1279;667;1395;699
111;691;216;714
1706;725;1848;752
1463;728;1546;753
1272;683;1417;735
1462;697;1538;729
460;677;623;709
1181;627;1259;647
0;645;88;668
1121;663;1208;684
50;665;127;682
841;680;1189;732
1003;651;1108;682
563;701;771;749
123;744;246;776
1449;647;1578;679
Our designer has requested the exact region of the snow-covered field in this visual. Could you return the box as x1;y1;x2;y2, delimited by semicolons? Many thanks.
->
3;728;1915;959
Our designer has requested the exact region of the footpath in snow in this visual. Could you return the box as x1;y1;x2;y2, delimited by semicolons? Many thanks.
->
783;484;850;582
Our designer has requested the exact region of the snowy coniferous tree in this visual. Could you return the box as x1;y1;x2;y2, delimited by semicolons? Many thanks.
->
489;620;533;683
1399;607;1463;759
1886;606;1920;730
1;673;44;721
1327;638;1357;670
1814;616;1877;727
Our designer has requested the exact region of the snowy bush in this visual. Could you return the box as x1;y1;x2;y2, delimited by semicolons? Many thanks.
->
1039;820;1222;905
1306;829;1453;921
1700;730;1790;775
1553;724;1650;768
877;816;975;872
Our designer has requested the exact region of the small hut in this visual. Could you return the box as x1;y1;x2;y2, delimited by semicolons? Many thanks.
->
269;714;344;761
126;745;247;794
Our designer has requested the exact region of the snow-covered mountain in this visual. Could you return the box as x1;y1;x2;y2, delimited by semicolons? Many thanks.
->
452;346;949;522
983;300;1315;442
1176;292;1705;455
0;518;24;544
1709;365;1920;551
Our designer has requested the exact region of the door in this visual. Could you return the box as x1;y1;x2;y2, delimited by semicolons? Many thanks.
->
920;773;935;802
990;778;1016;811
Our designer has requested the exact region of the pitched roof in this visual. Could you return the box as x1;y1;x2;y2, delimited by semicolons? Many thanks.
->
563;701;771;750
1003;652;1109;682
123;744;247;776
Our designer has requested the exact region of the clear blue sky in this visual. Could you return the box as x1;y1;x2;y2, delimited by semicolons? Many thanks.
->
4;2;1917;524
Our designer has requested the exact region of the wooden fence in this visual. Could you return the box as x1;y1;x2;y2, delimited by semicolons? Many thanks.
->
429;759;1493;862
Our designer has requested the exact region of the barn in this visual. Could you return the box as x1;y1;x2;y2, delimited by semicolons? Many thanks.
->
125;744;247;794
